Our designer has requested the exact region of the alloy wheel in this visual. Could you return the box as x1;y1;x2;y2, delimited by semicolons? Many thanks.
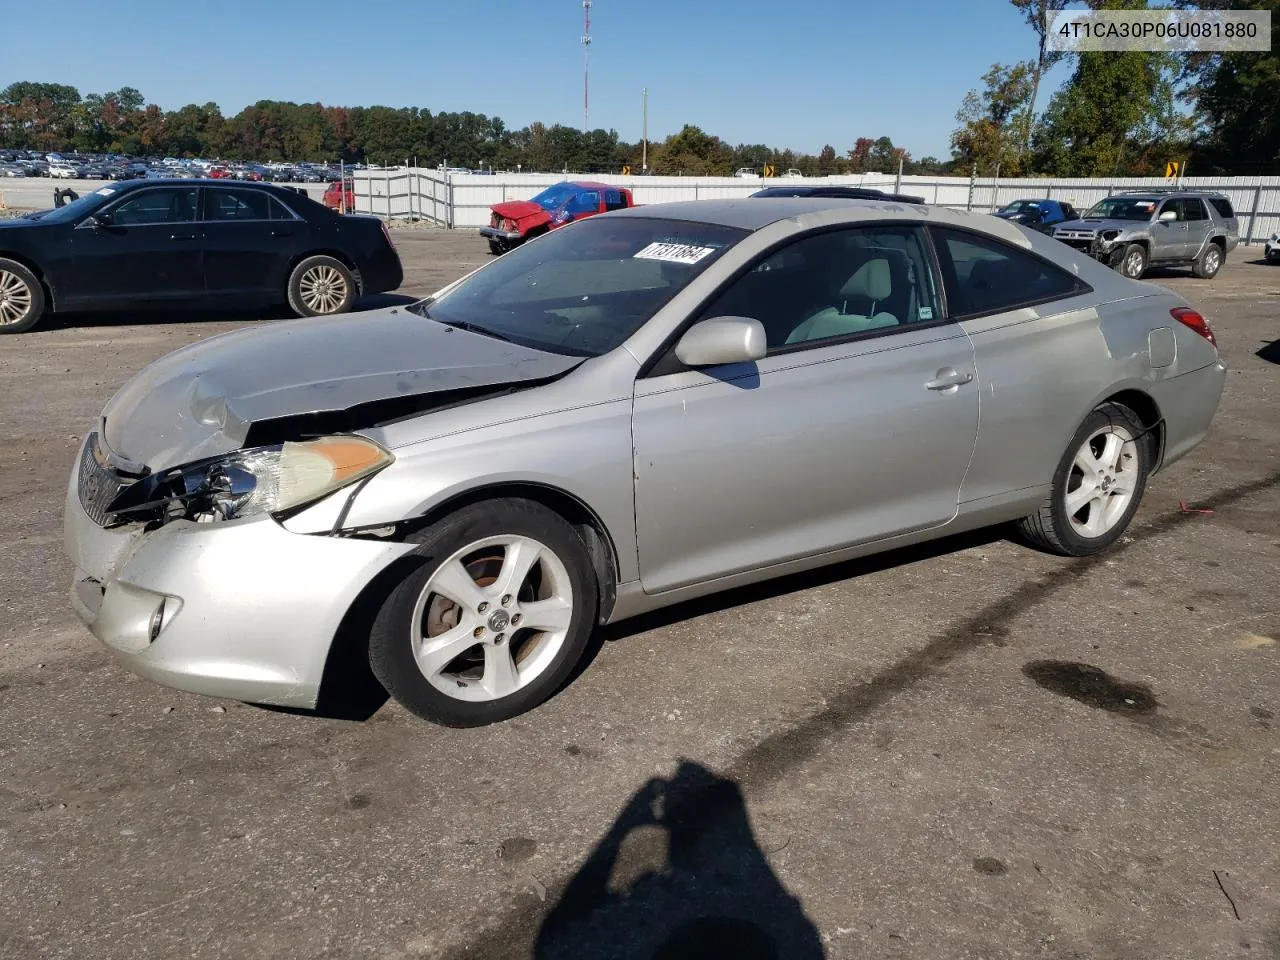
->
298;264;348;313
1064;424;1139;539
0;269;33;327
410;535;575;702
1124;251;1145;278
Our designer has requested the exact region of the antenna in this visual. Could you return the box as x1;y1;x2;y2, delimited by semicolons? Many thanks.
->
582;0;592;131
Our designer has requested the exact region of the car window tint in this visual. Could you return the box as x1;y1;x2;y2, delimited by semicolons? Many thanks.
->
698;225;944;351
603;189;628;212
931;227;1082;317
1208;197;1234;218
1179;198;1208;221
565;191;600;215
108;187;198;225
207;189;271;221
270;197;299;220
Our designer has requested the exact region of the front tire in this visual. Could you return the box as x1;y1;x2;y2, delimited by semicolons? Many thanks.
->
0;258;46;334
1192;242;1223;279
1114;244;1148;280
287;255;356;317
1018;403;1152;557
369;499;599;727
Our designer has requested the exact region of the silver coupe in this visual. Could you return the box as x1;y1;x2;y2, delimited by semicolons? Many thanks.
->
64;198;1227;726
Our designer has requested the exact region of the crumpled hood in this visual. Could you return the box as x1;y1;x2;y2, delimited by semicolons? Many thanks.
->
1054;217;1134;233
491;200;551;223
100;306;582;471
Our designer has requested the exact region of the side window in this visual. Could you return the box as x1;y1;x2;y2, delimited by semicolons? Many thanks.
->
107;188;198;226
603;189;628;212
1157;199;1180;221
696;225;943;351
1179;198;1208;221
931;227;1083;318
206;188;271;221
565;191;600;215
270;197;299;220
1208;197;1234;219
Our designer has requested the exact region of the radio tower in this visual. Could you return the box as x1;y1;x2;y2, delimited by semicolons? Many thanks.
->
581;0;592;131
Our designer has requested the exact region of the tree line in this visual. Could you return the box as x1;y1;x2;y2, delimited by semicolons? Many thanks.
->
1;0;1274;178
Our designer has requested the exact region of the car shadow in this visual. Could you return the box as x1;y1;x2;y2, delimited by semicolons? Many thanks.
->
1257;340;1280;365
44;294;419;331
533;760;825;959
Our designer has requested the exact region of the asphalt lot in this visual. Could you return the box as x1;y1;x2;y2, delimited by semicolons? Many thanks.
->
2;231;1279;960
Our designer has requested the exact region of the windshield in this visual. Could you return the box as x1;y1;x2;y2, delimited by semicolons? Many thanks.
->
32;186;115;224
529;183;582;211
412;216;747;357
1000;200;1042;214
1083;197;1159;221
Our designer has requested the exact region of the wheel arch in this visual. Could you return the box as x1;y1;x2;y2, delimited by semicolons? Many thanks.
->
286;249;365;295
0;250;56;312
1099;387;1165;471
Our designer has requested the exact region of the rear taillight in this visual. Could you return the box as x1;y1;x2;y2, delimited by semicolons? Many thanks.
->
1170;307;1216;347
381;221;395;248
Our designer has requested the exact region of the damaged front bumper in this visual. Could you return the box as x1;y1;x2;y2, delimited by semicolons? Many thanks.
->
479;226;523;242
63;439;414;708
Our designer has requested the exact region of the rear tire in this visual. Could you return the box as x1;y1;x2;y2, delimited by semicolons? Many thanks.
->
1192;241;1223;279
368;499;599;727
0;258;46;334
1018;402;1152;557
287;255;356;317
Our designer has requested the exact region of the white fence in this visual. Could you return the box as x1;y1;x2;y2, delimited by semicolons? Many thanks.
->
350;168;1280;244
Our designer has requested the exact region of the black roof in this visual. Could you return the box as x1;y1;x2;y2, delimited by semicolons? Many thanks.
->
751;185;926;204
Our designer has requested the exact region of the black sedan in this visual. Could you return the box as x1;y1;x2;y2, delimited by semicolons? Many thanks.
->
0;179;403;334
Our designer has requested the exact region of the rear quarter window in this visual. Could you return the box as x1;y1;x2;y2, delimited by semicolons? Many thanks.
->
1208;197;1235;219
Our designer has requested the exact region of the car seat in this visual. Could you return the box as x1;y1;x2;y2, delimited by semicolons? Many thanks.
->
785;256;900;344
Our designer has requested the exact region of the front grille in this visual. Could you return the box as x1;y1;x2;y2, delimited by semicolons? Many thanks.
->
77;433;129;527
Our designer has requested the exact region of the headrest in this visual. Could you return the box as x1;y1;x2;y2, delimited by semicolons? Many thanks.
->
840;258;892;302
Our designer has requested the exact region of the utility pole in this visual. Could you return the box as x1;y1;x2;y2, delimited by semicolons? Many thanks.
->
642;87;648;173
581;1;592;131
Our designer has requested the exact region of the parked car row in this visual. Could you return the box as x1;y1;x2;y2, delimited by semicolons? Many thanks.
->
0;150;345;184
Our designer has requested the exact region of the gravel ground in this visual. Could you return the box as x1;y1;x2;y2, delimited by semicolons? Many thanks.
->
1;232;1278;959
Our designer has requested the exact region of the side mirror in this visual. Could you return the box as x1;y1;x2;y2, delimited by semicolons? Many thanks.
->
85;211;112;228
1158;210;1178;222
674;316;767;367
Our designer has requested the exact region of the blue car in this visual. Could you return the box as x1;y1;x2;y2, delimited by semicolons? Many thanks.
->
992;199;1079;233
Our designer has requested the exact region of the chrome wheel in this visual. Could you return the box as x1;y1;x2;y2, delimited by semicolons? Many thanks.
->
0;269;33;327
1202;246;1221;276
298;264;348;313
1123;250;1145;278
1065;424;1139;539
410;535;574;703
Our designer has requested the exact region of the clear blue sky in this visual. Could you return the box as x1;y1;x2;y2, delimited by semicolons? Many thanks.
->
4;0;1073;159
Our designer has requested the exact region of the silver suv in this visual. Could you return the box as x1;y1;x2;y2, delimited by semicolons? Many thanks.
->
1052;189;1239;280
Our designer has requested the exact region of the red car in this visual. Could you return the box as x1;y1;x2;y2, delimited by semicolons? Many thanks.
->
323;179;355;213
480;180;634;254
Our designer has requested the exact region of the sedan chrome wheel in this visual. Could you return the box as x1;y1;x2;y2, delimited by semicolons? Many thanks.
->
1065;424;1139;539
298;264;348;313
410;535;574;703
0;269;33;327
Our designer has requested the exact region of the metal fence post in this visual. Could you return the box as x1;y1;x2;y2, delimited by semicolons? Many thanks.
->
966;164;976;211
1246;184;1264;244
1045;181;1053;200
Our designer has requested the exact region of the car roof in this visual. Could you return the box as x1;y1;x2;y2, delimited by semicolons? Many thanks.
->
607;196;1035;243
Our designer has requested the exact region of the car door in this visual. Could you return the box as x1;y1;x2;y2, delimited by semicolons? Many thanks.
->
1178;197;1211;258
201;187;303;298
65;185;202;305
631;224;980;594
1150;198;1185;260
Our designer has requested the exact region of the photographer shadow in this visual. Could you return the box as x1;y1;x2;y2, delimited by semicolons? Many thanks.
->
534;760;825;960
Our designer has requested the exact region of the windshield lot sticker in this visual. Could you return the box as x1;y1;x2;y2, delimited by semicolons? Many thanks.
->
918;306;933;320
95;187;115;196
634;242;716;265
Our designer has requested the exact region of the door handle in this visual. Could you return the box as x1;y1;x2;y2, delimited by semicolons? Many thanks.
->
925;369;974;391
270;229;295;237
169;232;196;241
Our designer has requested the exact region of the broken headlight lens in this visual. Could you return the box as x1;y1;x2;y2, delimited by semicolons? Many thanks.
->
167;436;394;523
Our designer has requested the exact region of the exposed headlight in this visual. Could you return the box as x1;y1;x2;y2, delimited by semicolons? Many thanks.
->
1101;230;1120;242
109;436;394;525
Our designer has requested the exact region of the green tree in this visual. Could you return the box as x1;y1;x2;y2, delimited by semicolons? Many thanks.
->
1010;0;1072;152
652;125;734;175
951;62;1036;175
